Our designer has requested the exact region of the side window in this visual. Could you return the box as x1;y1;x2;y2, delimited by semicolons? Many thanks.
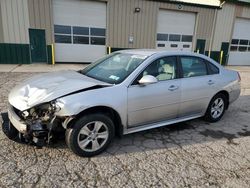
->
180;57;208;78
133;56;177;84
155;57;177;81
207;62;219;75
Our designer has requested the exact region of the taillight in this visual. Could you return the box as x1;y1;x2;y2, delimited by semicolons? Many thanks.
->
237;72;241;82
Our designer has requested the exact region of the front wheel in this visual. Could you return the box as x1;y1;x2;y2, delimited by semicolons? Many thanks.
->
204;93;227;122
65;113;115;157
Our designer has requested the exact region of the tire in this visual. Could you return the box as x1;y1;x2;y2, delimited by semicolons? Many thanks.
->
2;121;18;140
65;113;115;157
204;93;227;123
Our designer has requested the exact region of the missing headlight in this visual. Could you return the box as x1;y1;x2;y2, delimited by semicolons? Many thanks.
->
23;102;56;122
21;101;61;147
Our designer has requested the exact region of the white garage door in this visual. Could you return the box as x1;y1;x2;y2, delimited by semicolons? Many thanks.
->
156;10;196;51
53;0;107;63
228;18;250;65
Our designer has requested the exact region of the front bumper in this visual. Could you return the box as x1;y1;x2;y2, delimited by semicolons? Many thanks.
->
3;106;51;147
8;105;27;133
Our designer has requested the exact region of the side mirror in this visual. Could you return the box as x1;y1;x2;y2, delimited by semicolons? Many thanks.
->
138;75;158;85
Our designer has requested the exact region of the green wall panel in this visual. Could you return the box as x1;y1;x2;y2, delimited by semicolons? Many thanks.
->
47;45;52;64
10;44;17;63
0;44;4;63
5;44;11;63
205;51;220;63
221;42;229;65
16;45;23;64
196;39;206;54
0;43;31;64
23;45;31;64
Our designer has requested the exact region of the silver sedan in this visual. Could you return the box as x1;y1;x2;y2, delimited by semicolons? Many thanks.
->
3;50;241;157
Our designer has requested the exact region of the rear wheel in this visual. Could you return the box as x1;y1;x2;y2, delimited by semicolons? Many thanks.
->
65;113;114;157
204;93;226;122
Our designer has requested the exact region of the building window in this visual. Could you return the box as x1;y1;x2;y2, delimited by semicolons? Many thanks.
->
55;35;72;44
54;25;106;45
169;34;181;41
73;26;90;44
73;36;89;44
238;46;247;52
90;28;105;36
231;39;239;45
156;34;192;49
54;25;71;34
181;35;193;42
183;44;190;48
157;33;168;41
157;43;165;47
230;38;250;52
90;28;106;45
91;37;106;45
170;44;178;48
230;46;238;51
73;27;89;35
239;39;248;45
54;25;72;44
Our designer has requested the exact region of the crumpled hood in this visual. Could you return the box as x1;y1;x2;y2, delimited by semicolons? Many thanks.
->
8;70;111;111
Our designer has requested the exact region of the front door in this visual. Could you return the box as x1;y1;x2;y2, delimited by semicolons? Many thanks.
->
29;29;47;63
127;56;181;127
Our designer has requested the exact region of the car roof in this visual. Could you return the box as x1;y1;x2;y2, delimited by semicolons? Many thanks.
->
117;49;206;58
116;49;222;68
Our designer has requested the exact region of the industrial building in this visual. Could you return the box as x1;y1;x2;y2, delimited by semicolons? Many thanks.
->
0;0;250;65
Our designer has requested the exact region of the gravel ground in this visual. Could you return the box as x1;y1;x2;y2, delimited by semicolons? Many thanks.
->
0;69;249;188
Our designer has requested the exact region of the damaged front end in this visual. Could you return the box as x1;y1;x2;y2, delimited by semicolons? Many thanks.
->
7;101;71;147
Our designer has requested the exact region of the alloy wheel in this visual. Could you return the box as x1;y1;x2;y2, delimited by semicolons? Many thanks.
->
77;121;109;152
211;98;224;119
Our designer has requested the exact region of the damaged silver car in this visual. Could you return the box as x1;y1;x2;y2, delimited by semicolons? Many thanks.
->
2;50;241;157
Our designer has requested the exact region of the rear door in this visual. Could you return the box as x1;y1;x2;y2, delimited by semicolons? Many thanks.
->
178;56;216;117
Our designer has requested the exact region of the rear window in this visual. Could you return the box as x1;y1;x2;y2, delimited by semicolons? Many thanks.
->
207;62;219;75
180;57;208;78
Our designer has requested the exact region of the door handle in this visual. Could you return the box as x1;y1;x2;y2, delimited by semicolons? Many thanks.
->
168;85;179;91
208;80;215;85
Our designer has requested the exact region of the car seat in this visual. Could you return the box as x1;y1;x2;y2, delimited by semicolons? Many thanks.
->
156;59;175;81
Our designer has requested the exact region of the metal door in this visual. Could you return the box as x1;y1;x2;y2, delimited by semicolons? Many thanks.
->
29;29;47;63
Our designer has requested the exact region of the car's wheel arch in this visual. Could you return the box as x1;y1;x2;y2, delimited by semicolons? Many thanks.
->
67;106;123;137
207;90;229;111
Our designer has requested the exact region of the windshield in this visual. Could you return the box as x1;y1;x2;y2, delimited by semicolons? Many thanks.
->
81;53;147;84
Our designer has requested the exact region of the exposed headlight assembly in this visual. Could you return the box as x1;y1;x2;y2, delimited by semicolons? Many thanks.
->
52;100;64;113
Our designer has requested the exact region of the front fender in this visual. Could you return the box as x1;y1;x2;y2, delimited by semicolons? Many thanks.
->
54;85;127;126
